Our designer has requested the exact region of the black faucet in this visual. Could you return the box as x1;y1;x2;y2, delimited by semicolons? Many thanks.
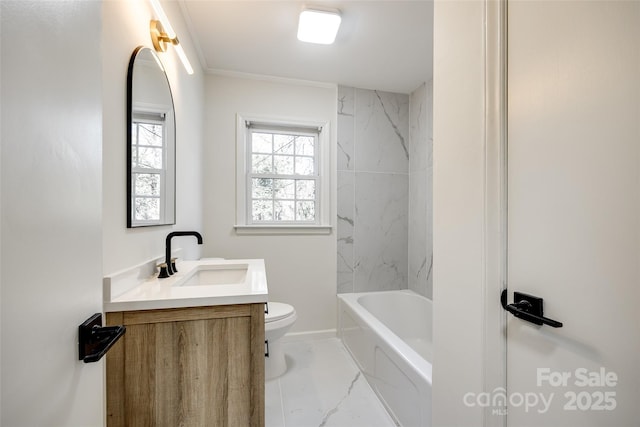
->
162;231;203;277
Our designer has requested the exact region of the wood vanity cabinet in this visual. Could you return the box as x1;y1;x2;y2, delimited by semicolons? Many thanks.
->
105;303;265;427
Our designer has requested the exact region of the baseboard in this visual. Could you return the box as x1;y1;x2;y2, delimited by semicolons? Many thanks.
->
281;329;337;343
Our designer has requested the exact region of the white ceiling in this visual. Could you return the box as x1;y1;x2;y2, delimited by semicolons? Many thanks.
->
179;1;433;94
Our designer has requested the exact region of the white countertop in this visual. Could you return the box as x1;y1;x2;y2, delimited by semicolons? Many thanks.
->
104;258;268;312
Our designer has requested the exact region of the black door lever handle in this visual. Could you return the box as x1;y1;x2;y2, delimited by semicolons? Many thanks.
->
501;290;563;328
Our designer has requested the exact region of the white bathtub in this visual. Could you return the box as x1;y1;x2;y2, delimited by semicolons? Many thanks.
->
338;290;432;427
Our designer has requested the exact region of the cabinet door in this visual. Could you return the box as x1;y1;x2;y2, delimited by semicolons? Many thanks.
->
106;305;265;427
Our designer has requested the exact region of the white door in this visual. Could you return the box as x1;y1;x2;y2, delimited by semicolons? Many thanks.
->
506;1;640;426
1;2;104;425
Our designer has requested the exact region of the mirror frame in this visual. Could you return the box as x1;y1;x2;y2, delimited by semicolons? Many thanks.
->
126;46;176;228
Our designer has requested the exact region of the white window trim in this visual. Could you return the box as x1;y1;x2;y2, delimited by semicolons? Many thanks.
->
130;102;175;227
131;111;167;226
235;113;332;235
246;125;319;225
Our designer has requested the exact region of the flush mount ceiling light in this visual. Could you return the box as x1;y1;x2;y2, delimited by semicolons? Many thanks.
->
148;0;194;75
297;8;342;45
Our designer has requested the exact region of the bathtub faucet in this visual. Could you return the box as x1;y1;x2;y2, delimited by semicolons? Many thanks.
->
162;231;203;277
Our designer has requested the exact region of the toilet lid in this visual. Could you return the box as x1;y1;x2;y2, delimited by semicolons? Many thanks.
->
265;302;295;323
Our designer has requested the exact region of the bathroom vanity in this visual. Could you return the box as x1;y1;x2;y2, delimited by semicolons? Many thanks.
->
103;259;268;427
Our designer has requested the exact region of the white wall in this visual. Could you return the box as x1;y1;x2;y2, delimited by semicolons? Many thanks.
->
432;1;487;425
203;74;337;333
102;0;204;275
1;2;104;425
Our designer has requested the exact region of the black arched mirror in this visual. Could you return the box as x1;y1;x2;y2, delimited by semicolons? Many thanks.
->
127;46;176;228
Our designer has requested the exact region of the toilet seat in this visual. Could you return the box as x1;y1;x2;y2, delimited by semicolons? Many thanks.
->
265;302;295;323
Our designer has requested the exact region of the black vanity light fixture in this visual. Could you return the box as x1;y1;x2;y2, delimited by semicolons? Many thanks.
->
149;0;194;75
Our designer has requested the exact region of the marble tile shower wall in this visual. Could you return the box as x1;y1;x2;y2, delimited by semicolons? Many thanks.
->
408;81;434;299
337;86;410;293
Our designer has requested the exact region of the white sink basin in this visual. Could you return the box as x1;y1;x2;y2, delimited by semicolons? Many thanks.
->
178;264;249;286
104;258;268;311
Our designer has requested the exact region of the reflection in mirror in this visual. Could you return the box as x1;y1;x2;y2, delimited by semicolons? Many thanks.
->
127;46;176;227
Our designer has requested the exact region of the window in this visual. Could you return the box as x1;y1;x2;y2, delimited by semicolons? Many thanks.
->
236;115;331;234
131;112;167;225
249;127;318;223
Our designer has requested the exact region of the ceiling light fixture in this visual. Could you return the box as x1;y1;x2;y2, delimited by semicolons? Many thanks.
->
297;8;342;45
148;0;194;75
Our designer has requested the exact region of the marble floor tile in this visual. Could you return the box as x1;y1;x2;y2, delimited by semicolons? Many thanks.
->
265;338;397;427
266;376;286;426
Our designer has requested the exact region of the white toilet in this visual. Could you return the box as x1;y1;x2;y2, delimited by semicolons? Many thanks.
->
264;302;297;379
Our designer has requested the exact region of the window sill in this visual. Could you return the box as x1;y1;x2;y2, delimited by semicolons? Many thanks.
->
234;225;333;235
